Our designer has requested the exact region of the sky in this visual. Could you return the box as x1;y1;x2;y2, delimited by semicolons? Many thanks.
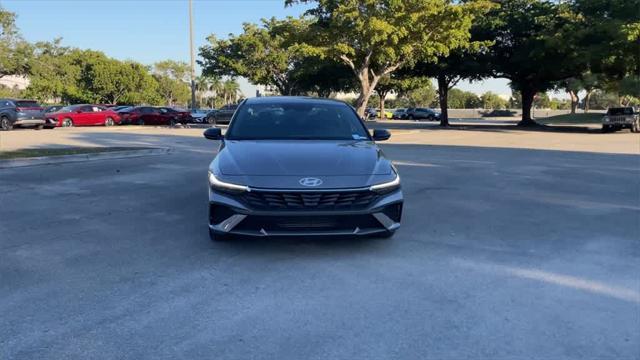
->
3;0;532;98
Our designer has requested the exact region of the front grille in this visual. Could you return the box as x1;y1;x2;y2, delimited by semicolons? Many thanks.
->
243;190;377;210
609;115;632;123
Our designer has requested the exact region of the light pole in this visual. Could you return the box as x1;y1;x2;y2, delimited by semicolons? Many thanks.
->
188;0;197;110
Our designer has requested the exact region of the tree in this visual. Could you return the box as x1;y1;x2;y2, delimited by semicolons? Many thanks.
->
221;79;241;105
153;61;191;106
289;57;356;97
406;81;437;108
287;0;488;117
200;17;312;95
448;88;482;109
480;91;507;109
0;6;32;79
475;0;588;125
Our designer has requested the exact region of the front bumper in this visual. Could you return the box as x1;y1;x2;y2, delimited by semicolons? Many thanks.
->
208;187;403;237
14;118;45;126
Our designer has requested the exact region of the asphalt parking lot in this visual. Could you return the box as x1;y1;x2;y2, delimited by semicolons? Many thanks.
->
1;126;639;359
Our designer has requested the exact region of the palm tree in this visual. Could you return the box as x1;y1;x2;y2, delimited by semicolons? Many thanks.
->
222;79;241;105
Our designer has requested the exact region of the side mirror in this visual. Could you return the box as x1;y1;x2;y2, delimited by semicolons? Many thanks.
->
372;129;391;141
203;127;223;140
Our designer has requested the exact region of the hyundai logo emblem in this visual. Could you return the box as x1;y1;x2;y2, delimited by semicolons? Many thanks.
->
299;177;323;187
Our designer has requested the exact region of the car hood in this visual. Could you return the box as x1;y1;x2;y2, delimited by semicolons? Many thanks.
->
210;140;394;189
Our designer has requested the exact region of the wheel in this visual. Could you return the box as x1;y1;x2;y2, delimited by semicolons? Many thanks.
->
207;115;216;125
34;124;44;130
408;115;415;120
104;117;115;126
0;116;11;131
61;118;73;127
137;119;145;126
632;120;639;133
169;119;176;127
209;228;232;242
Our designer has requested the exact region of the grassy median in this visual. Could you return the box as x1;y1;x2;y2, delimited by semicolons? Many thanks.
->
0;147;146;160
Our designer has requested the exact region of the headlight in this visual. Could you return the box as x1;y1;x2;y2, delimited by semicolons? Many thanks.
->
369;172;400;194
208;171;249;193
603;116;610;123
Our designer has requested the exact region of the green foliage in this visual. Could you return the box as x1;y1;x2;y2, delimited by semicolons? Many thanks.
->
0;6;33;78
476;0;588;123
152;61;191;106
480;91;507;109
287;0;488;115
448;88;481;108
200;17;313;95
405;82;437;107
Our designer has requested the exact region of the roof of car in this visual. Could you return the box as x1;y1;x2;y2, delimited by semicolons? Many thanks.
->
243;96;348;106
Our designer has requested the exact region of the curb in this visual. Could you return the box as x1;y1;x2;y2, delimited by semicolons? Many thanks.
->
0;147;171;169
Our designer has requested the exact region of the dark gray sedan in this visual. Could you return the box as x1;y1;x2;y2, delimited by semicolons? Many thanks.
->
203;96;403;241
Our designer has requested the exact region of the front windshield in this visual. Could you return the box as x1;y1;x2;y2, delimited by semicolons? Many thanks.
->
226;102;370;141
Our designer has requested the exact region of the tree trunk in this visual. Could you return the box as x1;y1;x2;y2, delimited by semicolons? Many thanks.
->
568;90;579;114
437;75;450;127
379;91;388;120
584;90;593;113
518;86;537;126
355;68;380;118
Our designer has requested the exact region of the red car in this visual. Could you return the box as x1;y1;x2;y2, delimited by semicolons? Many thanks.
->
118;106;182;126
45;104;121;128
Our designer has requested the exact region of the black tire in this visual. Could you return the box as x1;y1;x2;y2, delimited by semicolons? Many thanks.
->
61;118;73;127
137;119;145;126
34;124;44;130
0;116;12;131
207;115;216;125
209;228;232;242
408;115;415;120
632;120;639;133
104;117;115;126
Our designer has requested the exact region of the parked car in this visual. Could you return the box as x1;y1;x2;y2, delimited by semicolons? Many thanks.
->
365;107;377;119
392;108;408;119
110;105;133;112
205;104;237;125
405;107;440;121
189;109;209;123
378;109;393;119
0;98;45;131
44;104;121;127
118;106;180;126
602;107;639;133
159;107;190;124
43;105;64;114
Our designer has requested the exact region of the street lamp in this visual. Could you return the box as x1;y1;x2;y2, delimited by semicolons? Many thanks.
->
188;0;197;110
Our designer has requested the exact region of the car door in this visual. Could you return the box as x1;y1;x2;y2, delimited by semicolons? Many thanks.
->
139;107;155;124
75;106;93;125
90;106;105;125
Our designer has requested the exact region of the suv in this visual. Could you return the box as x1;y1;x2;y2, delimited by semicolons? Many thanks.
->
405;107;440;121
0;99;45;130
602;107;639;133
206;104;238;125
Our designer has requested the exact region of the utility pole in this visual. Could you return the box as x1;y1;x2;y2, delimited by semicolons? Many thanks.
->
188;0;197;110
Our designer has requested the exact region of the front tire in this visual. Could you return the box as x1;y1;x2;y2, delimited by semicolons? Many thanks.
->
207;115;216;125
137;119;145;126
0;116;12;131
631;120;639;133
62;118;73;127
104;117;115;126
